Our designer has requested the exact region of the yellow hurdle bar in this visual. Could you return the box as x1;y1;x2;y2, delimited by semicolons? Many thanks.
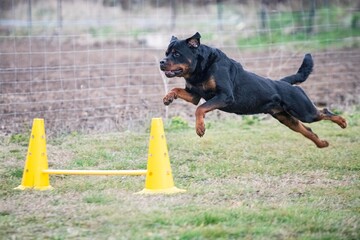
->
43;169;147;176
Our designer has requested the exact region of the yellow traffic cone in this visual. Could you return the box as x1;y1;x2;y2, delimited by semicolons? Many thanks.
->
14;118;53;190
138;118;186;194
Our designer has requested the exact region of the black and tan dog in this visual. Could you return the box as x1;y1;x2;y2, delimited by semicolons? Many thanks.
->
160;32;347;148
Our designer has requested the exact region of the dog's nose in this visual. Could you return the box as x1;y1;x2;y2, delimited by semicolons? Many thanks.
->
160;60;165;66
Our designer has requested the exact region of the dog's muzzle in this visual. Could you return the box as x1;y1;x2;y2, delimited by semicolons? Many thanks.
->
159;59;183;78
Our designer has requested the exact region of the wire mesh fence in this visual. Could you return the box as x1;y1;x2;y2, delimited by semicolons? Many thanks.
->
1;0;359;135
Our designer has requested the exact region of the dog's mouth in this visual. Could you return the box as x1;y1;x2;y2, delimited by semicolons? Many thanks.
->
164;69;183;78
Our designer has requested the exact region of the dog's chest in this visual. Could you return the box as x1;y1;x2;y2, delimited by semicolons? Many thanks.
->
186;77;217;100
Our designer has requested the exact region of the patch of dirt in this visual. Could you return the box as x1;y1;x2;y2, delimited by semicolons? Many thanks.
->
1;37;359;135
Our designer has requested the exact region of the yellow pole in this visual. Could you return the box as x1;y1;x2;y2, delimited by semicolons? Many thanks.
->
15;118;53;190
43;169;147;176
138;118;186;194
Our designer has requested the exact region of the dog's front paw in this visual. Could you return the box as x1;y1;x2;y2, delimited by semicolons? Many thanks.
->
196;120;206;137
163;92;177;105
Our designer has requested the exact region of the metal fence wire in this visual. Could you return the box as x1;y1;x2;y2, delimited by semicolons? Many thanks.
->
1;0;359;134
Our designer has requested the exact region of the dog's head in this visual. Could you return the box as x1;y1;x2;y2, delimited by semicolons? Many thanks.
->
159;32;201;78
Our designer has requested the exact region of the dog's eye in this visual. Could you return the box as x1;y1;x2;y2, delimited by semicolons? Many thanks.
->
173;51;180;57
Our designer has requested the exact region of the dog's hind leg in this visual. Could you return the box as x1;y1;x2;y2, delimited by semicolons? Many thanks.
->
279;88;347;129
315;108;347;128
271;111;329;148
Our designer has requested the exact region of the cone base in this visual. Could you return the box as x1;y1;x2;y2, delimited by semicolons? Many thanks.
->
14;185;32;191
14;185;53;191
137;186;186;195
34;185;54;191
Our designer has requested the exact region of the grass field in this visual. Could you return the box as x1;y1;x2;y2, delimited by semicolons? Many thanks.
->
1;112;359;239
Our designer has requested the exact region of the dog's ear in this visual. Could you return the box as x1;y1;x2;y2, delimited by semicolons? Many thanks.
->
170;36;178;42
186;32;201;48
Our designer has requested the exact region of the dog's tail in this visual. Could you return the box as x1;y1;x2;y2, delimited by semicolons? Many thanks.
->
280;53;314;85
